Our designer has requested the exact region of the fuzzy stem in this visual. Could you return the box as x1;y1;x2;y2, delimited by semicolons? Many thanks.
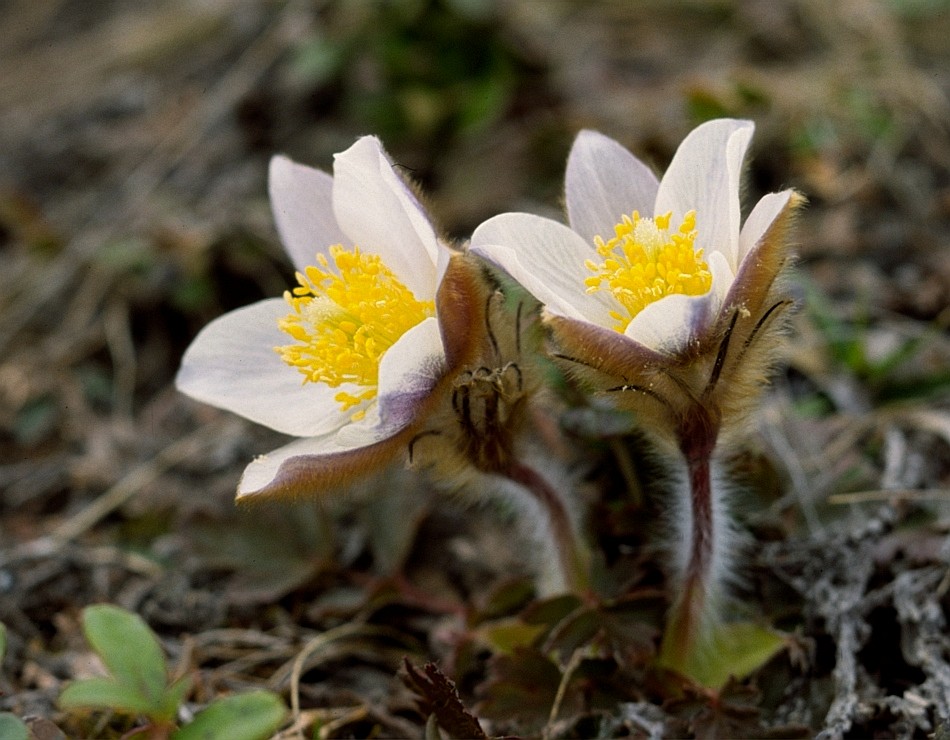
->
662;451;713;669
504;461;590;595
660;406;720;674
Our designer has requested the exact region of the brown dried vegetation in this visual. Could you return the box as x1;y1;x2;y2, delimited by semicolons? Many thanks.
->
1;0;949;737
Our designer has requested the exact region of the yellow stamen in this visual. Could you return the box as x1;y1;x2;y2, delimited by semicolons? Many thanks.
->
275;245;434;417
585;210;712;333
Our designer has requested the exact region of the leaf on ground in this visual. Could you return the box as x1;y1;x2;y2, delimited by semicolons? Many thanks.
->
189;505;335;605
599;592;665;668
520;594;584;636
171;691;287;740
473;616;546;654
664;621;788;690
665;680;810;740
0;714;29;740
58;676;161;715
543;605;602;660
402;659;487;739
475;647;563;730
59;605;188;721
471;576;536;625
361;476;431;575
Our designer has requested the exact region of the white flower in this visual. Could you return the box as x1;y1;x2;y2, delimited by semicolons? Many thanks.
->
176;136;463;499
470;118;796;354
471;119;805;671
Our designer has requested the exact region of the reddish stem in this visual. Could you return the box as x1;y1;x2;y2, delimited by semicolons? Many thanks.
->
662;406;720;671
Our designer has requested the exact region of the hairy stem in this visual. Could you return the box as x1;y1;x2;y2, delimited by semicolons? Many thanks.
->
663;451;714;668
505;461;590;595
661;407;721;673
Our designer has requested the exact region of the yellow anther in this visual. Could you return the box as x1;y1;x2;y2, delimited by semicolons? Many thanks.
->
586;210;712;333
275;245;434;416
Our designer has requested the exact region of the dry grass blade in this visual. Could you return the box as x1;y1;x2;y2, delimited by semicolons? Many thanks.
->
52;421;232;542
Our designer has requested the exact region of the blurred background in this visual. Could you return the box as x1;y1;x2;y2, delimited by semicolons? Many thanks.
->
1;0;949;734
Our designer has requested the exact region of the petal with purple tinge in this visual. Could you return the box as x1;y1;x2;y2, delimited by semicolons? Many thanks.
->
624;291;716;353
375;317;445;434
236;427;411;500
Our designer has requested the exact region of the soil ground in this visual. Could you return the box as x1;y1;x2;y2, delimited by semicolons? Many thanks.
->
1;1;949;737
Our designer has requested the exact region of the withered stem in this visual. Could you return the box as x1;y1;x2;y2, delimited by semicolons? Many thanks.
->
505;461;590;595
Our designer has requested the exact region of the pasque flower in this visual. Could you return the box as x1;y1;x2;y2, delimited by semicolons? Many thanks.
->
177;136;589;594
177;136;481;498
471;119;802;676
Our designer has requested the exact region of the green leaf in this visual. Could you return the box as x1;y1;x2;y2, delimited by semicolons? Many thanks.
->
424;713;443;740
78;605;173;718
60;600;182;726
0;622;6;661
171;691;287;740
678;622;787;690
59;677;159;715
473;617;546;655
472;577;535;624
0;714;29;740
162;675;195;719
476;647;563;731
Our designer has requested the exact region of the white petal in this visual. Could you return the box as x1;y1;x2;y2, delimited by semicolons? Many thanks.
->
175;298;355;437
738;190;794;265
376;317;445;431
322;317;444;451
565;130;660;244
623;292;716;353
471;213;616;326
237;434;348;496
654;119;754;271
268;155;349;272
707;250;735;309
332;136;439;299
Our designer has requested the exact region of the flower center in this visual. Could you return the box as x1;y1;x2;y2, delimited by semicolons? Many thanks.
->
584;210;712;333
275;245;435;420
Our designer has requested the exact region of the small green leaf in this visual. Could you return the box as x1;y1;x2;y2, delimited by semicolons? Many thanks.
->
161;675;195;719
1;622;7;661
477;647;563;730
679;622;787;690
424;713;443;740
79;605;172;717
474;617;546;654
472;577;535;624
0;714;29;740
59;604;191;722
59;677;158;715
171;691;287;740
